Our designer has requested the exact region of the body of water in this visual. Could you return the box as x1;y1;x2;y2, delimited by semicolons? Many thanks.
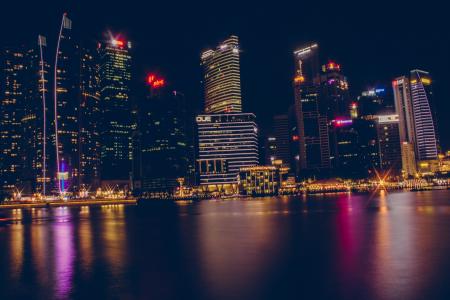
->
1;190;450;299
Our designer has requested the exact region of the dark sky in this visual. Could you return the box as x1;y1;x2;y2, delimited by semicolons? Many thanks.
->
2;0;448;148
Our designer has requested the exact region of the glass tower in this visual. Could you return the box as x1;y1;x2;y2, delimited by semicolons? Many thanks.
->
98;37;133;183
201;35;242;113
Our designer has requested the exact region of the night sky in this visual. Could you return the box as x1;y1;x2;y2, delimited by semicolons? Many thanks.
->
2;0;448;148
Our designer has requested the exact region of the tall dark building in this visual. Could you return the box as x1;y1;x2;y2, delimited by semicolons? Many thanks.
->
292;44;330;178
272;114;290;165
376;114;402;176
0;46;29;192
98;37;133;185
78;47;100;189
319;61;350;120
53;15;80;193
20;36;51;194
133;78;193;196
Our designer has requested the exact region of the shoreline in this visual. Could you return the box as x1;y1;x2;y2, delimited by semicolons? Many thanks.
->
0;199;137;210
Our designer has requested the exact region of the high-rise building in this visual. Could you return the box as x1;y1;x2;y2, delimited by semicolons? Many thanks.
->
393;70;439;177
0;46;29;192
409;70;438;161
292;44;330;178
53;15;80;193
98;37;133;185
78;47;100;189
196;113;259;193
20;36;51;194
133;77;193;196
393;76;416;176
201;35;242;113
376;114;401;176
271;114;290;165
319;60;350;120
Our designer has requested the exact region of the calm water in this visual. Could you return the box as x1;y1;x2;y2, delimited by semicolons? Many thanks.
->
1;190;450;300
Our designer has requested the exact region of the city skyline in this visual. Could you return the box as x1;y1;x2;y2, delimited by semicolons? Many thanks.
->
1;1;448;149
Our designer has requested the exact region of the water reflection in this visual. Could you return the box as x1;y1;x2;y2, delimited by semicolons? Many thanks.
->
0;191;450;300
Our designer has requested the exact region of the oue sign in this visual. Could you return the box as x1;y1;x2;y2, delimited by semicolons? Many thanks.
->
196;116;211;123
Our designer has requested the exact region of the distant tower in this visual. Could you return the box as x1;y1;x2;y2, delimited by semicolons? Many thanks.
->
53;14;80;193
201;35;242;113
98;37;133;184
393;70;439;176
0;46;29;192
78;47;101;189
409;70;438;161
292;43;330;178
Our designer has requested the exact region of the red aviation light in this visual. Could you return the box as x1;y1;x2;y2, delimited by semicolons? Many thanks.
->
111;39;125;47
147;74;165;89
327;61;340;71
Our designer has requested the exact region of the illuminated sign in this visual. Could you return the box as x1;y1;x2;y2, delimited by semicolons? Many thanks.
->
332;119;353;127
196;116;212;123
292;135;299;141
377;114;399;124
147;74;166;89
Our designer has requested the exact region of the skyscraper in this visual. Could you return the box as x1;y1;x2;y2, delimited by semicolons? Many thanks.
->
133;76;193;196
393;70;439;176
319;60;350;120
292;43;330;178
21;36;51;194
78;47;101;189
201;35;242;113
376;114;401;175
0;46;29;192
98;37;133;185
409;70;438;161
196;113;259;193
270;114;291;166
53;14;80;193
393;76;417;176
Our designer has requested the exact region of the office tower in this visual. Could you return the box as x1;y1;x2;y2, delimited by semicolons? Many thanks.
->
98;37;133;185
358;87;393;118
319;60;350;120
264;135;278;164
196;113;259;193
21;36;51;194
0;46;29;192
201;35;242;113
409;70;438;161
352;117;380;175
78;47;100;189
393;76;416;176
329;119;363;178
272;114;291;165
376;114;401;175
54;14;80;192
393;70;439;176
133;76;193;196
292;43;330;178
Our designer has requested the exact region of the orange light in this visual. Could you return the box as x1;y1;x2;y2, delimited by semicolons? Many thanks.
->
294;75;305;83
152;79;165;88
